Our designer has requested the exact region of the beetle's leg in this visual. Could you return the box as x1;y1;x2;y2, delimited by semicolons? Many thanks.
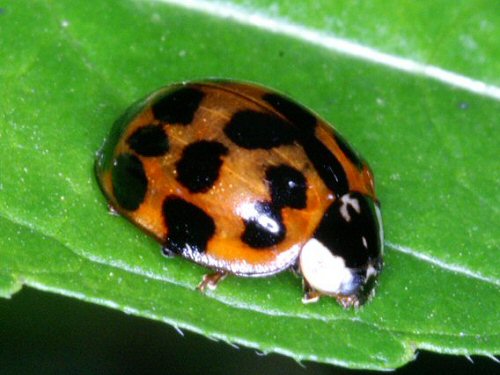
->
197;271;227;292
107;204;120;216
289;262;302;278
302;290;321;304
301;279;321;304
162;246;176;258
335;294;360;309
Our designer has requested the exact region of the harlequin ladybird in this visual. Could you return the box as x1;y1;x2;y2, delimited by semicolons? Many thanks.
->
95;80;383;308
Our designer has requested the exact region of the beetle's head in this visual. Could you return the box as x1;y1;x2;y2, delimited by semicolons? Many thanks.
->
299;192;383;307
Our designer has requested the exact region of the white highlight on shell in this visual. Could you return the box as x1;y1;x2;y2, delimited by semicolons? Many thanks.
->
182;242;302;277
339;194;360;222
361;236;368;249
257;215;280;234
236;202;280;233
299;238;354;295
375;204;384;255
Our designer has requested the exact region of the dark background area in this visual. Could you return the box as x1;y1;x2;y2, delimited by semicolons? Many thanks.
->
0;288;497;374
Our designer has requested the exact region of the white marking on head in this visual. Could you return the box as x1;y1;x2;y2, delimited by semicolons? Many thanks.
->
299;238;355;295
339;194;360;222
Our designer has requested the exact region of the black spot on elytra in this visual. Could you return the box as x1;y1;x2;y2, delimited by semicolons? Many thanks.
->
262;92;353;195
162;196;215;255
314;192;381;268
223;95;349;197
262;93;317;133
301;136;349;197
241;201;286;248
176;141;229;193
334;133;364;171
224;110;296;149
152;87;204;125
111;153;148;211
265;165;307;209
127;124;169;157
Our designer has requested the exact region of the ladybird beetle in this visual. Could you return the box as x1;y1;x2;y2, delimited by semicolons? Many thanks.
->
95;80;383;308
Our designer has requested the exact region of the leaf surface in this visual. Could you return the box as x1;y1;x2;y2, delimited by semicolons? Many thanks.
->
0;0;498;369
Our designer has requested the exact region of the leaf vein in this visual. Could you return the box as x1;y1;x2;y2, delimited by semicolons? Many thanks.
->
154;0;500;100
386;241;500;286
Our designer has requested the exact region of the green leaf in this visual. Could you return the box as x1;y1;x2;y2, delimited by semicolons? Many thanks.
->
0;0;498;370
